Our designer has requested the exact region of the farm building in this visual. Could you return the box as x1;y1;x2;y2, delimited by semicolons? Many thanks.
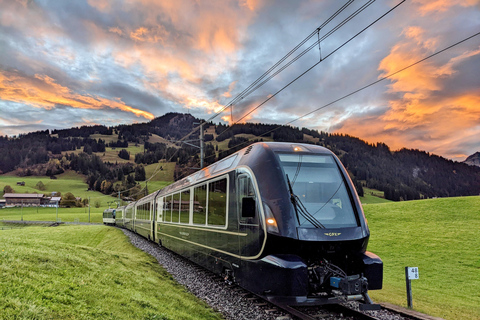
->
2;193;48;206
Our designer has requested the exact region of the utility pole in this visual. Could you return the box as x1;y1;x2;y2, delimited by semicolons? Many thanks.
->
199;121;204;169
88;197;90;223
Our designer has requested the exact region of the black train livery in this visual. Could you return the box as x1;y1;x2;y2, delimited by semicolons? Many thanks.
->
110;142;383;307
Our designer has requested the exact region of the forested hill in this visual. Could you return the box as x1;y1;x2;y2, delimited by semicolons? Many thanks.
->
1;112;479;201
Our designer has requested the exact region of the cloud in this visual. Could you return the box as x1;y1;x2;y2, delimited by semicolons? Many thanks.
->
0;0;479;161
0;69;154;119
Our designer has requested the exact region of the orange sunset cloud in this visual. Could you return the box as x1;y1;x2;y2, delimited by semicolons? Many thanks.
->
0;70;154;120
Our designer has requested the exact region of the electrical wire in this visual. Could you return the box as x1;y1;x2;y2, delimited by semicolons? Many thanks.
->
194;30;480;168
215;0;406;140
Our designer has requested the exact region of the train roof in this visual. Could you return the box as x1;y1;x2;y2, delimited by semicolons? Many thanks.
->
157;142;334;195
123;142;336;205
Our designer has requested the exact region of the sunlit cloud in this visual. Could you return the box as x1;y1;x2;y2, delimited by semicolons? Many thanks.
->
0;0;478;161
0;70;154;119
412;0;480;15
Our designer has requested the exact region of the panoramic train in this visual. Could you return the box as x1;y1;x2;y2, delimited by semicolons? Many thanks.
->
106;142;383;308
102;208;116;225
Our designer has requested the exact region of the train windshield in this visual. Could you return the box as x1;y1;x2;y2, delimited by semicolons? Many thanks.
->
278;153;358;229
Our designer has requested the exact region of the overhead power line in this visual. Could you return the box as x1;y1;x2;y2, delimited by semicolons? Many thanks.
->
196;30;480;166
215;0;406;139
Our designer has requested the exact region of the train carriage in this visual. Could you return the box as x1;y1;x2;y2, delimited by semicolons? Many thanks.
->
102;208;116;225
115;142;383;307
114;206;125;228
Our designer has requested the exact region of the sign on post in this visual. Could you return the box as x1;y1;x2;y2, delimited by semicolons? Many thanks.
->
405;267;419;309
407;267;419;280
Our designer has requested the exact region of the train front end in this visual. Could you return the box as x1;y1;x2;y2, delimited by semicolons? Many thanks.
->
249;143;383;307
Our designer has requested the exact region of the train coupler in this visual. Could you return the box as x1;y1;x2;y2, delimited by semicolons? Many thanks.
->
330;274;368;295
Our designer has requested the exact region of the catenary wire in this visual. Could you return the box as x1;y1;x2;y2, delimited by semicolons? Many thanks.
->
194;30;480;168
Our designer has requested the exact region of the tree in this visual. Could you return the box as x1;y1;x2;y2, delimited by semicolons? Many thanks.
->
134;165;146;181
118;149;130;160
35;181;46;191
3;185;14;195
60;192;77;208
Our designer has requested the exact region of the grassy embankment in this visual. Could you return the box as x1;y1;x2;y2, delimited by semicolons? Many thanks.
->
364;196;480;320
0;224;223;320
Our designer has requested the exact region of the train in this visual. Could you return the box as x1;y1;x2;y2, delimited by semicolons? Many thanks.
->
104;142;383;309
102;208;116;225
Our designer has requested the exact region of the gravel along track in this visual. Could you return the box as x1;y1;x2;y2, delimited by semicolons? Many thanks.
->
122;229;414;320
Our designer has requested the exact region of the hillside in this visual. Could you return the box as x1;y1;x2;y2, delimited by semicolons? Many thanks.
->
1;112;479;201
364;196;480;319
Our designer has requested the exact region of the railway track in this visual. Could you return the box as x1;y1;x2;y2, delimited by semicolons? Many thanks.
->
123;228;439;320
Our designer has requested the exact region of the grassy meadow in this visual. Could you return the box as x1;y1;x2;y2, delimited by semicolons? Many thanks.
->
0;224;223;320
364;196;480;319
0;171;115;208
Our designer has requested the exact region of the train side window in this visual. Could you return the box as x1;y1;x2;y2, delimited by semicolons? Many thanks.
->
180;189;190;224
238;175;258;224
193;184;207;225
207;178;227;227
164;195;172;222
172;193;181;223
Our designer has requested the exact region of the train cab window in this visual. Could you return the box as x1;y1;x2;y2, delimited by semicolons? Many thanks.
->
180;189;190;224
238;175;258;224
193;185;207;225
207;178;227;227
172;193;181;223
278;153;358;228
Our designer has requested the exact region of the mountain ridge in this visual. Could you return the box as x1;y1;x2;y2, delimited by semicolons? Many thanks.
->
1;112;479;201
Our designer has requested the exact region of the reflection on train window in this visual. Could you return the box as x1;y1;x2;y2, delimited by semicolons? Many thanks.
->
208;178;227;226
172;193;181;223
193;185;207;225
164;195;172;222
278;153;358;228
238;175;258;224
180;189;190;223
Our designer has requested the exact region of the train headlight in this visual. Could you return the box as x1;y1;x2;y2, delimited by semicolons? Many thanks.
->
264;203;279;234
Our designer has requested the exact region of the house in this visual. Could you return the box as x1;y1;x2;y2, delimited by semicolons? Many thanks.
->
2;193;47;206
48;196;62;207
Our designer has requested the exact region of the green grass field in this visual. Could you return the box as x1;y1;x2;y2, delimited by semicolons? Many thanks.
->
0;171;116;208
364;196;480;319
0;206;104;223
360;187;391;204
0;225;223;320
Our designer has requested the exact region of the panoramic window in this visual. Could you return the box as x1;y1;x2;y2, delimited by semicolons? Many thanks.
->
193;184;207;225
278;153;358;228
163;195;172;222
180;189;190;224
172;193;180;223
207;178;227;227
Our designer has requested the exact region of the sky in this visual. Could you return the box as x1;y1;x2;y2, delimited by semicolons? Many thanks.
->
0;0;479;161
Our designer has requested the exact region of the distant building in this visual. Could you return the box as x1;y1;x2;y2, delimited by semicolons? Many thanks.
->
48;196;62;207
0;199;5;208
2;193;47;206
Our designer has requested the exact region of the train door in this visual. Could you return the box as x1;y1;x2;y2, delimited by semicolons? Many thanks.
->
237;173;260;257
155;197;163;245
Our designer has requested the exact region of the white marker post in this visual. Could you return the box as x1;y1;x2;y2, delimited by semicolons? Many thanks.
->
405;267;419;308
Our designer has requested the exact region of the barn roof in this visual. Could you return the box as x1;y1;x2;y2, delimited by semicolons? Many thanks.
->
3;193;45;199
